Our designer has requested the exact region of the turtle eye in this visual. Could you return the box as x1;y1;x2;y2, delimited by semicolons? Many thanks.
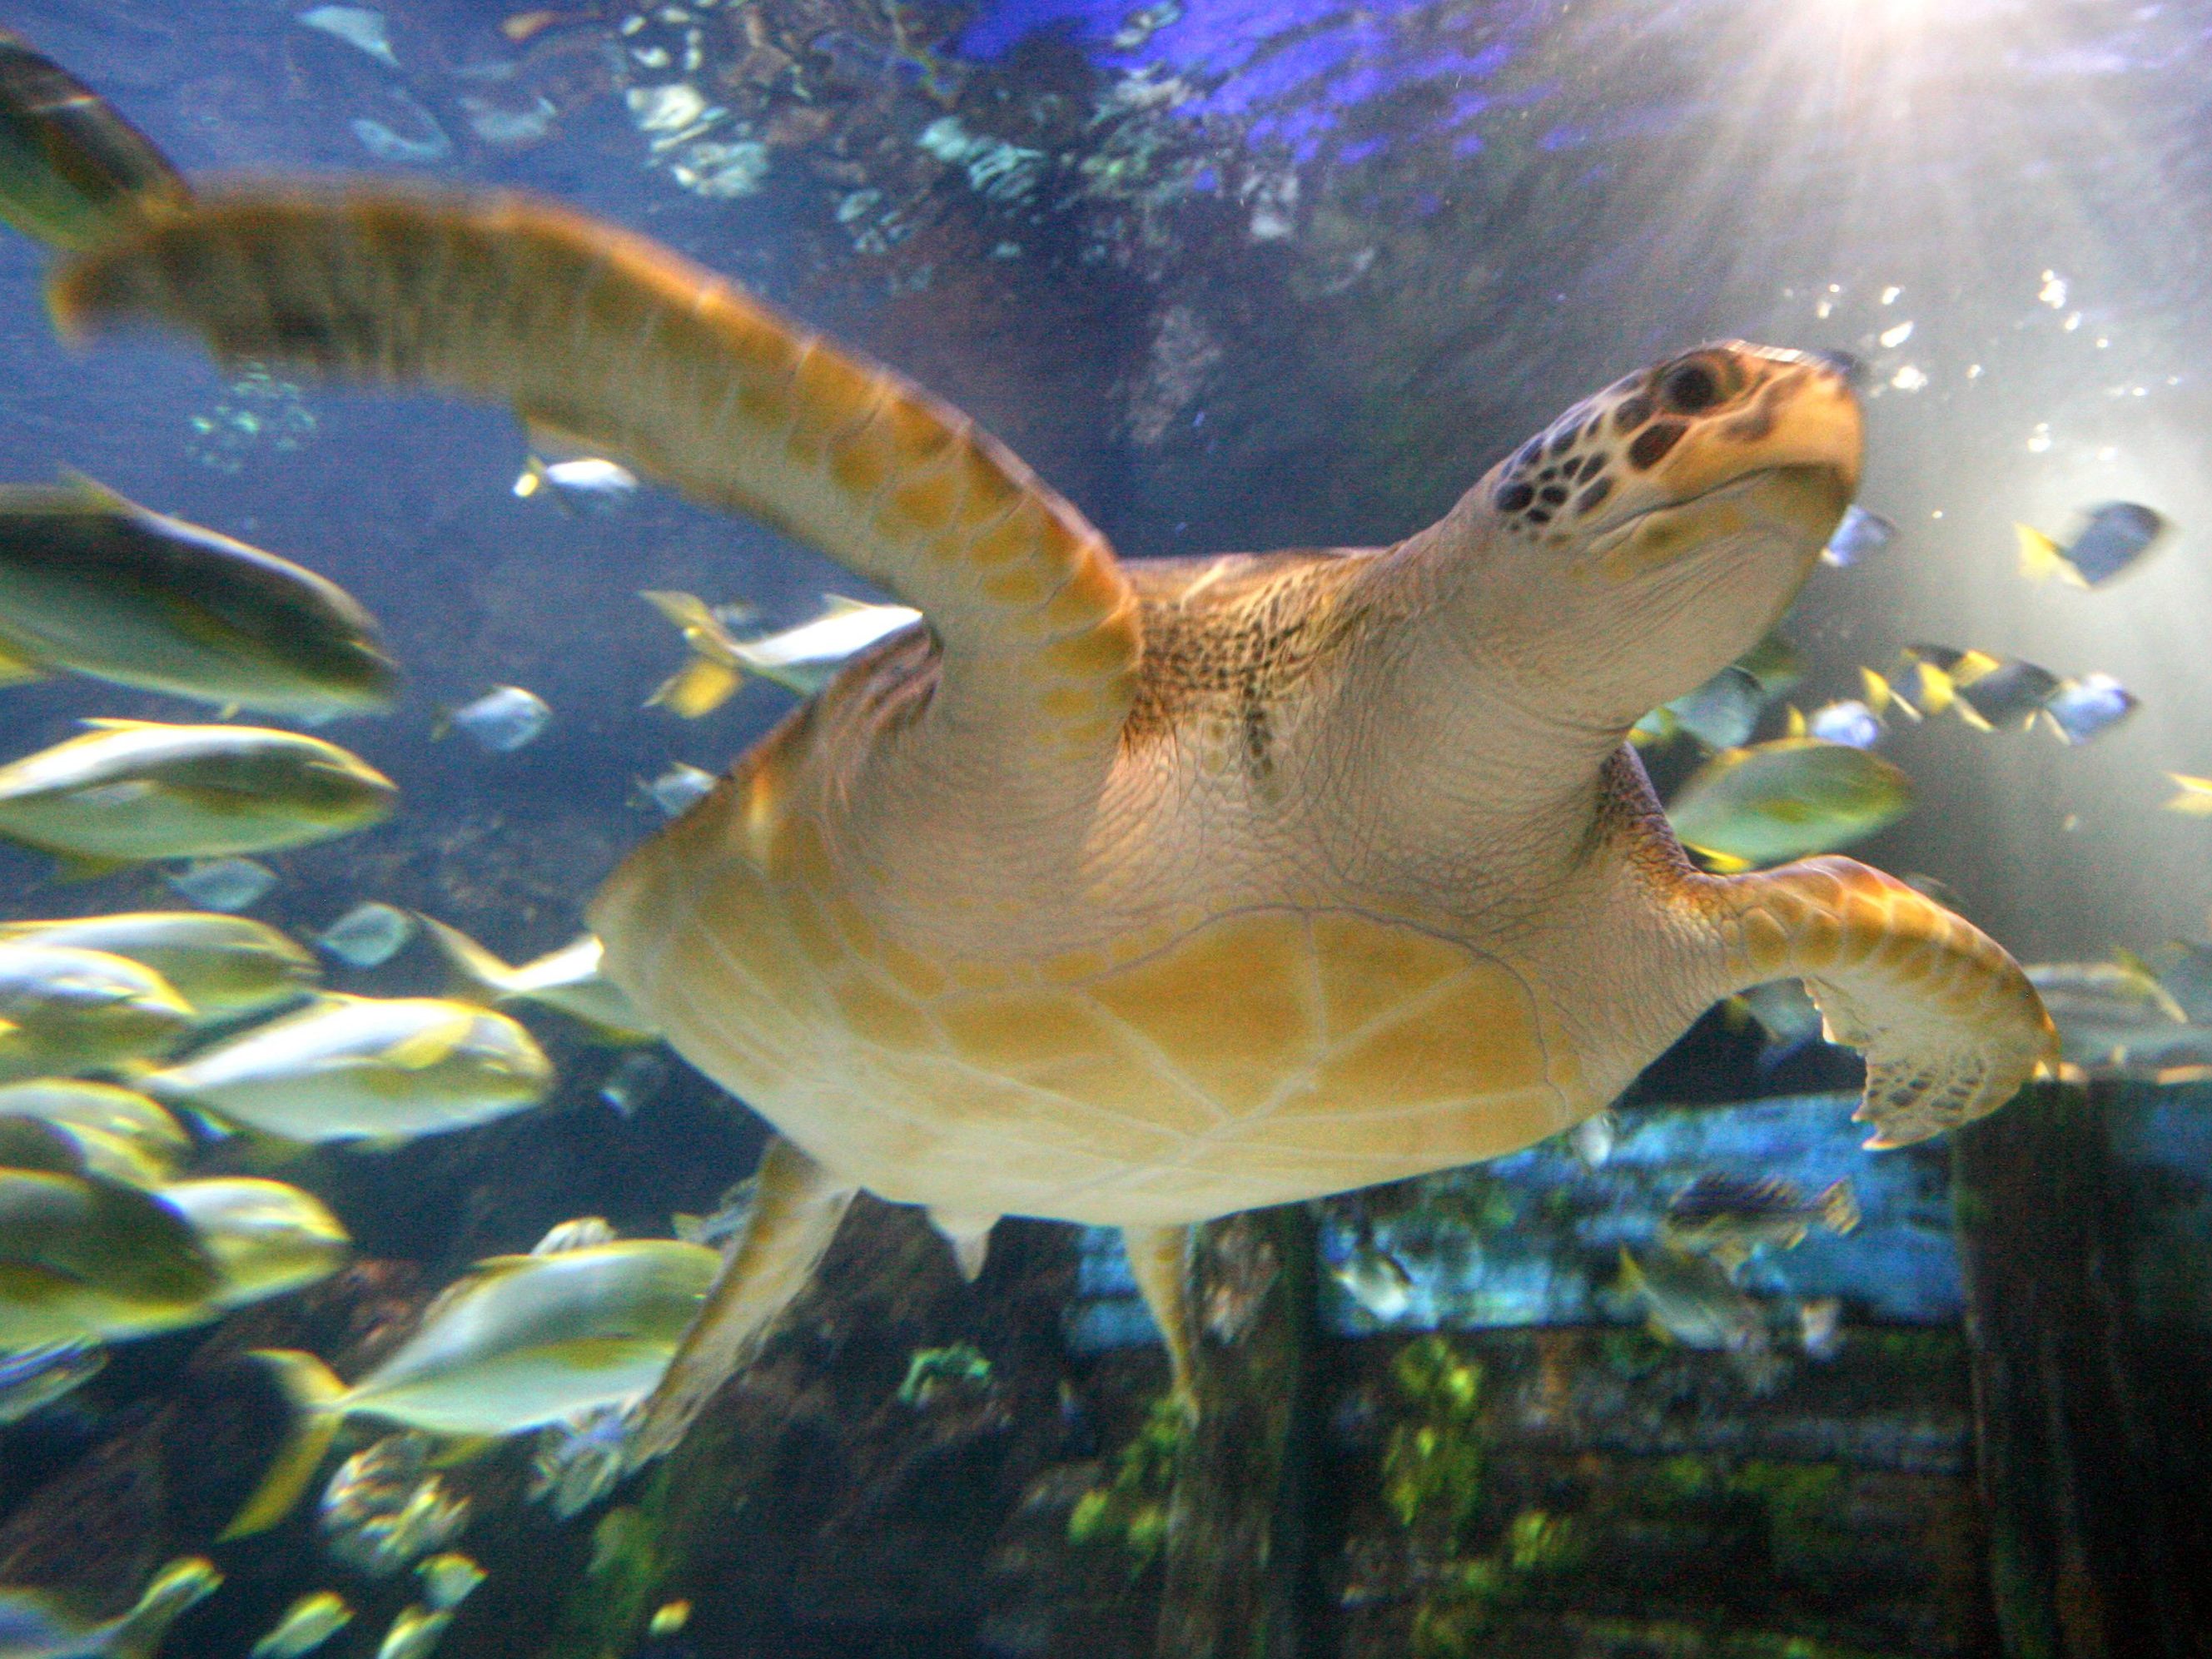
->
1658;361;1722;414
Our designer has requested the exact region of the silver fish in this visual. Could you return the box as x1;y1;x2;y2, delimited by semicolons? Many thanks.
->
297;6;400;68
316;902;415;969
164;857;278;912
513;454;638;511
439;686;549;753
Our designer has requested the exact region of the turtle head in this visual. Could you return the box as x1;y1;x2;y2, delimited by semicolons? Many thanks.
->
1445;342;1861;730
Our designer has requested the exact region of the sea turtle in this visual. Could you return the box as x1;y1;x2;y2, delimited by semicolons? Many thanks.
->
42;188;2055;1463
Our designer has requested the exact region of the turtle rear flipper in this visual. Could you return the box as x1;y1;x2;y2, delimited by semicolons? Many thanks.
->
1707;857;2055;1148
627;1135;855;1469
49;189;1141;765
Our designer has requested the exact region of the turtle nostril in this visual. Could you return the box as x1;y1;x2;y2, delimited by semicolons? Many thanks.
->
1658;361;1722;414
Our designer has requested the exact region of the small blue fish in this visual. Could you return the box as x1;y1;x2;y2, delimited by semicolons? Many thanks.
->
1822;504;1896;568
1806;699;1881;749
316;902;415;968
2041;673;2138;745
438;685;549;753
1667;665;1765;749
596;1048;667;1119
2019;502;2167;588
165;857;278;912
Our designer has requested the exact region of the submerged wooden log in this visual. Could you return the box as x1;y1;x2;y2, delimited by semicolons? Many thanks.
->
1951;1084;2192;1659
1155;1205;1320;1659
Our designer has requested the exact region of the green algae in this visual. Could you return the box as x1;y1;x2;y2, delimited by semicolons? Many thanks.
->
1066;1393;1192;1575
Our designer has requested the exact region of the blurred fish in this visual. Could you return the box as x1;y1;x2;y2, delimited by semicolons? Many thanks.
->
232;1240;718;1534
1566;1110;1615;1170
1735;977;1825;1070
0;30;189;251
1792;699;1881;750
1951;658;2062;731
648;1602;691;1639
2165;774;2212;817
0;1339;102;1425
527;1396;637;1519
1327;1238;1414;1319
669;1175;754;1247
0;1166;221;1349
596;1048;667;1119
297;6;400;67
637;762;717;818
419;918;655;1042
373;1607;452;1659
0;911;316;1022
1667;665;1765;750
642;591;922;714
2040;673;2138;745
1733;631;1802;700
316;1435;470;1573
0;941;192;1082
2016;502;2166;588
1821;504;1896;568
316;902;415;969
512;454;638;512
1666;739;1912;872
1797;1296;1844;1362
0;1557;219;1659
160;1178;350;1309
165;857;278;913
414;1555;484;1612
1613;1245;1767;1353
142;995;552;1144
0;720;396;875
2025;955;2199;1075
529;1215;615;1256
1659;1174;1860;1273
435;686;549;754
0;1080;189;1177
251;1592;354;1659
1857;667;1922;725
0;477;395;716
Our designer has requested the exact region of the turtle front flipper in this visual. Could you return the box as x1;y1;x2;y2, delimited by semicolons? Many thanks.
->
628;1135;856;1469
48;190;1141;762
1704;857;2055;1148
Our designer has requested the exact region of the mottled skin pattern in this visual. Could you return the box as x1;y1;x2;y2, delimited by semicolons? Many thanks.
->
47;191;2056;1467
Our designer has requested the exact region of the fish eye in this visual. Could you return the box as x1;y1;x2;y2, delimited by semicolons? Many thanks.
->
1658;361;1722;414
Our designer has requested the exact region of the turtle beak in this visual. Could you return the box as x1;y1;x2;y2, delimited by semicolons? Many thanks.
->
1638;343;1863;507
1576;344;1862;583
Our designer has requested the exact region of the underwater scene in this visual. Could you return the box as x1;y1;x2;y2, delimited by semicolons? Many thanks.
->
2;0;2210;1655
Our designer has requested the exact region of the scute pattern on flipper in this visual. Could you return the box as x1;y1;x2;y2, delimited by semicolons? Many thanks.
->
1709;856;2055;1150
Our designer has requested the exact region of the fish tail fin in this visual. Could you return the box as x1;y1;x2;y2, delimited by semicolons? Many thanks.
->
223;1350;348;1539
1819;1180;1862;1236
513;454;549;498
649;655;743;718
106;1557;222;1659
1784;705;1807;738
640;591;747;717
2015;523;2067;585
417;914;517;1002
